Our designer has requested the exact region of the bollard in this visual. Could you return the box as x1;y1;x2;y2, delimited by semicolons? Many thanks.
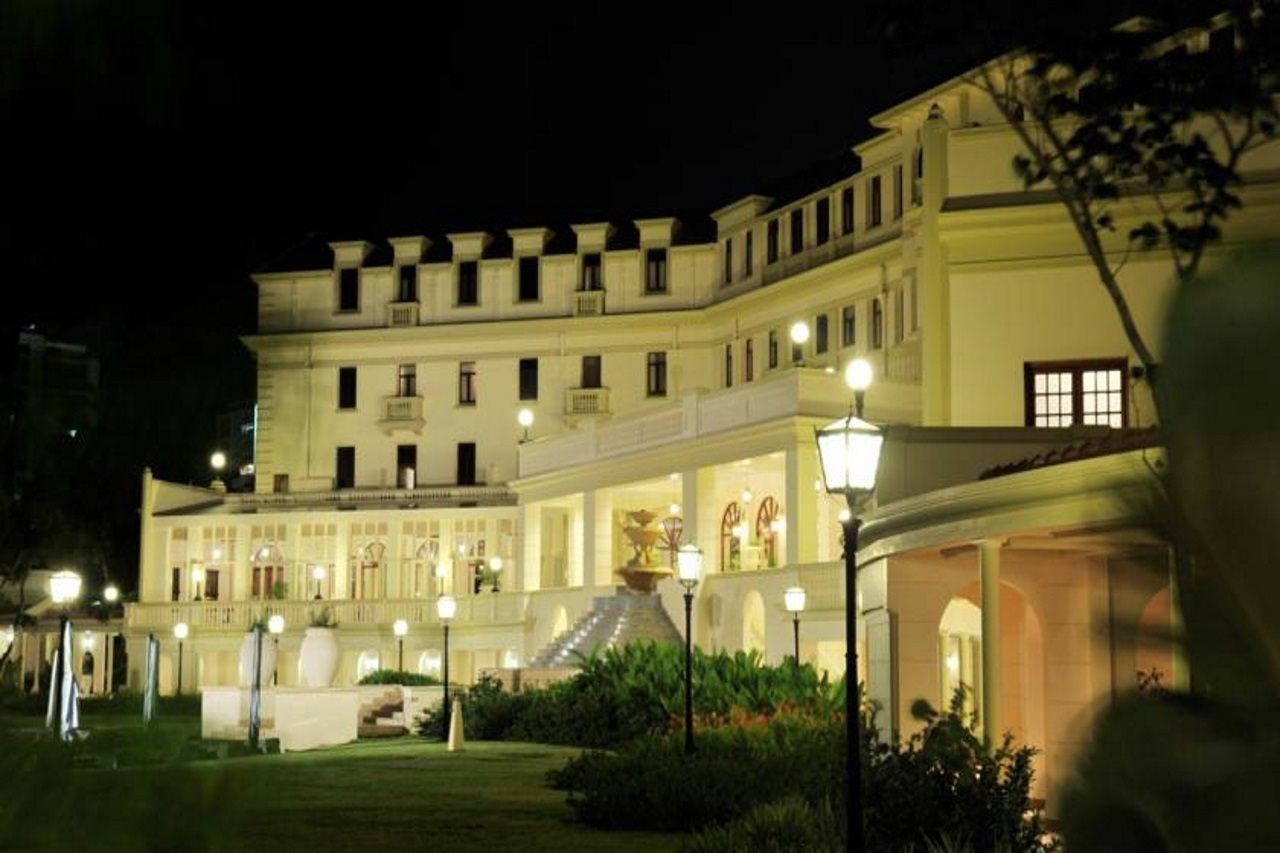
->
447;694;465;752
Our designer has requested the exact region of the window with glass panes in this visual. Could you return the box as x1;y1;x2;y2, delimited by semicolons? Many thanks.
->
1024;360;1128;428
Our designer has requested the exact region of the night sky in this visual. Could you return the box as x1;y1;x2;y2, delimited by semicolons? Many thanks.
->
0;0;1216;578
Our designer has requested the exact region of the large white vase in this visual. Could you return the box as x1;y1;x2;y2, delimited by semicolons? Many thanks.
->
299;627;340;687
238;631;278;687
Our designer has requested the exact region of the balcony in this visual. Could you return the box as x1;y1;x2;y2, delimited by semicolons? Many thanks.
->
223;483;516;510
387;301;419;327
125;593;531;633
565;387;610;418
573;289;605;316
886;337;921;382
378;395;424;434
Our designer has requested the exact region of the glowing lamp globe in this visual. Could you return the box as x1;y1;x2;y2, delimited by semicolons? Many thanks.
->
103;584;120;604
210;451;227;471
434;560;450;580
49;570;82;605
676;544;703;587
784;586;807;614
517;408;534;428
789;321;810;345
267;614;285;635
393;618;409;638
312;565;326;581
436;595;458;622
488;555;503;573
815;414;884;494
845;358;873;393
191;566;206;584
173;622;189;641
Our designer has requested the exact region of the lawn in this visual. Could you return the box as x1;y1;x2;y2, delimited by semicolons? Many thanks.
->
0;704;683;852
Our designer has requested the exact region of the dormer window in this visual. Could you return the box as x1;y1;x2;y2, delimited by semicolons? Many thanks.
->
518;257;540;302
841;187;854;235
582;254;602;291
744;231;754;277
816;198;830;245
457;261;479;306
338;268;360;312
869;176;883;228
766;219;779;264
397;265;417;302
723;238;733;285
790;208;804;254
645;249;667;293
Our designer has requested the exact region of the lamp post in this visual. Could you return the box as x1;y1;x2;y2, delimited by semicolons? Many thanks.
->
191;565;205;602
815;357;881;853
517;408;534;443
676;544;703;755
789;320;810;366
393;619;408;672
784;586;807;663
103;583;119;605
437;595;457;739
488;555;503;593
49;570;82;729
267;614;285;685
173;622;190;696
312;565;326;600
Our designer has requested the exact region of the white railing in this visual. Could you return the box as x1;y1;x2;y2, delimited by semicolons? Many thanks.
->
886;338;921;382
223;484;516;509
382;395;423;423
125;593;531;632
573;290;604;316
565;387;610;416
388;301;420;327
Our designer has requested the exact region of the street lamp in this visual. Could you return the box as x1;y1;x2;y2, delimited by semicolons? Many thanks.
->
676;543;703;755
789;321;810;365
488;555;503;593
191;565;205;601
173;622;190;695
267;614;285;685
312;565;326;600
393;619;409;672
844;358;873;419
103;584;120;604
517;408;534;443
784;586;807;663
210;451;227;472
815;368;884;853
437;595;457;740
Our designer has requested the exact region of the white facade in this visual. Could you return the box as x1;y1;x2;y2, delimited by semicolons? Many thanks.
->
124;34;1280;808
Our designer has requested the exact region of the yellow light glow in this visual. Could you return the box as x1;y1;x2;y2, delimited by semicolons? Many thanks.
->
789;321;810;345
845;358;873;392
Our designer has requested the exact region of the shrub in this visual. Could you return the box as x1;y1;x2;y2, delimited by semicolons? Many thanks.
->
357;668;440;686
681;796;842;853
553;690;1050;852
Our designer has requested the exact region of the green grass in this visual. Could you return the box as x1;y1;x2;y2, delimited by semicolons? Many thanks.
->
0;705;682;852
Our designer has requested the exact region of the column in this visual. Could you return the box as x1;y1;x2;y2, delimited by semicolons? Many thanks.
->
860;557;897;740
233;523;251;603
784;444;820;567
580;490;595;589
680;468;700;546
333;522;351;600
521;503;541;592
592;491;615;587
1168;546;1190;691
919;104;951;425
979;539;1002;747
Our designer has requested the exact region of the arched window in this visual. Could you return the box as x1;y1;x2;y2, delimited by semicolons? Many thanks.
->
350;541;386;600
252;542;286;600
720;502;743;572
754;496;781;569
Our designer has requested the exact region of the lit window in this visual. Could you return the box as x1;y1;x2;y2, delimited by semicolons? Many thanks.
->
1025;360;1127;428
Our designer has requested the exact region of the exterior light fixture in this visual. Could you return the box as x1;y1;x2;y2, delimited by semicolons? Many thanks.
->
173;622;190;695
312;565;326;600
675;544;703;755
267;613;285;685
814;370;883;853
49;570;82;606
517;408;534;442
210;451;227;472
267;614;285;635
784;586;807;662
437;595;457;740
393;618;409;671
191;565;205;601
669;502;681;516
103;584;120;604
845;358;874;418
741;486;753;505
789;321;810;345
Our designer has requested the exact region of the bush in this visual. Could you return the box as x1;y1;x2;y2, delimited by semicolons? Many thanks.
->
552;690;1050;852
681;796;842;853
357;668;440;686
416;641;836;748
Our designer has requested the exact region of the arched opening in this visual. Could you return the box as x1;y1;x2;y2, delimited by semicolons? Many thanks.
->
742;590;766;655
1136;586;1174;692
351;541;386;600
754;496;781;569
356;650;381;680
418;649;442;678
720;502;743;572
939;598;982;724
251;542;286;601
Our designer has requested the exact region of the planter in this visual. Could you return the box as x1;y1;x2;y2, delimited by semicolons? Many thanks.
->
238;631;278;687
299;627;340;687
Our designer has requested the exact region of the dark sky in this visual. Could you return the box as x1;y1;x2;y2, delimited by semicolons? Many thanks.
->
0;0;1217;578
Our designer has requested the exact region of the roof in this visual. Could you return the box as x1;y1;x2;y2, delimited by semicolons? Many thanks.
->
979;427;1161;480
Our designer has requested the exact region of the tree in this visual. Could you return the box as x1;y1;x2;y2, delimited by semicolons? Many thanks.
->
967;2;1279;390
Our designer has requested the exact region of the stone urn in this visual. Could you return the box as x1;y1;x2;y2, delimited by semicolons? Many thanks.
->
238;630;277;687
299;627;340;687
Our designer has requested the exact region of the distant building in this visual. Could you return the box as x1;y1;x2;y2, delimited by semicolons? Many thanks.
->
215;401;257;488
125;19;1278;810
11;330;99;483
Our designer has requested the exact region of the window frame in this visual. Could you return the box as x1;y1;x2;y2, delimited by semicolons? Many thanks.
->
337;268;360;312
841;186;854;235
841;305;856;347
646;351;667;397
458;361;477;406
518;357;539;401
644;248;668;294
338;366;357;410
743;230;754;277
815;314;829;354
397;265;418;302
789;208;804;255
766;219;779;264
869;176;883;228
336;446;355;490
815;197;830;246
1023;358;1129;428
768;330;778;369
517;256;540;302
457;261;479;306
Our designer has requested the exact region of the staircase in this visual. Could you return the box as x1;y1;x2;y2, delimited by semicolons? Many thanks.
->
358;688;408;738
526;587;682;668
